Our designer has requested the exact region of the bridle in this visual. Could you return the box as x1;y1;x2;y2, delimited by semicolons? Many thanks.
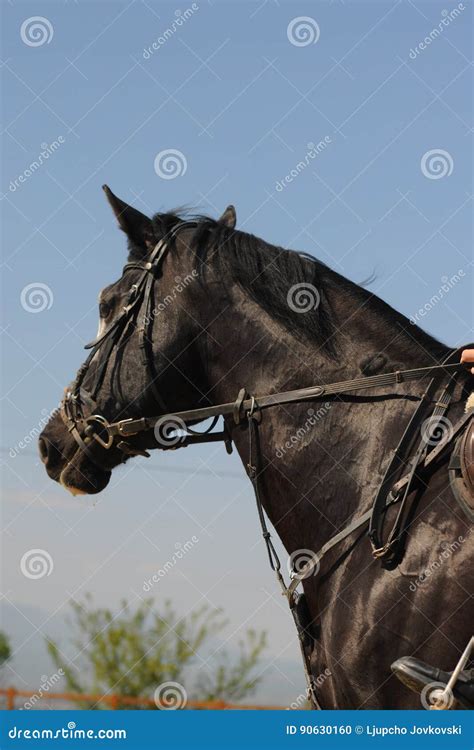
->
61;225;196;468
60;231;473;709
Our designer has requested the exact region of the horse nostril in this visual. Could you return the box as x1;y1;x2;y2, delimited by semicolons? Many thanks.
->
38;437;49;464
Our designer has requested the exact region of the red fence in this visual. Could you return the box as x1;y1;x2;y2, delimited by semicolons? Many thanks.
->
0;687;284;711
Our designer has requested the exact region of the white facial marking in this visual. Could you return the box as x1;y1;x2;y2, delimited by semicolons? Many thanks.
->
96;290;106;338
96;318;106;339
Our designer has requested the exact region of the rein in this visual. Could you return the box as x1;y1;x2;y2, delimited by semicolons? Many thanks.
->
60;235;473;709
101;361;465;440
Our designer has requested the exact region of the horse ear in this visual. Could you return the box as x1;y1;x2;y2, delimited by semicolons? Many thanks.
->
218;204;236;229
102;185;155;252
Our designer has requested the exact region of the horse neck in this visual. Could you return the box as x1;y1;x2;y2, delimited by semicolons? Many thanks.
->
198;276;450;555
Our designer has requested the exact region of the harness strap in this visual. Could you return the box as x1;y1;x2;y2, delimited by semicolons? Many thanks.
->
107;362;466;439
247;413;283;578
286;408;473;597
138;262;168;413
241;368;471;707
368;348;463;564
246;409;320;707
373;374;456;563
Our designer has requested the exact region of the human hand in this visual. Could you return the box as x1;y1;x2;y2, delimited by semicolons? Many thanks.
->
460;349;474;375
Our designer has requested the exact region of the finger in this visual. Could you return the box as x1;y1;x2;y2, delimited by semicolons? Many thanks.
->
460;349;474;363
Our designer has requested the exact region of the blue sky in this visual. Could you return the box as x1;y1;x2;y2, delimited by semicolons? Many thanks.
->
1;0;472;705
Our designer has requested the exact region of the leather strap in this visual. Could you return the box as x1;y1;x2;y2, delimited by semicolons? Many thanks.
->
368;348;463;563
107;362;466;440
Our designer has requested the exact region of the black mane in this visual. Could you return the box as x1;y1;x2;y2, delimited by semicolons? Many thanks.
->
144;211;446;362
149;212;337;355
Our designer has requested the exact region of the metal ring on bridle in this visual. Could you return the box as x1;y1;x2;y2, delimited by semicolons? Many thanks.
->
84;415;114;449
247;396;256;418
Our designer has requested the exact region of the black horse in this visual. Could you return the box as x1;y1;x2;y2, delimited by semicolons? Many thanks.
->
39;187;473;709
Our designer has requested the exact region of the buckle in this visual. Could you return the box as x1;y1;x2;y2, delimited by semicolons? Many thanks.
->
117;417;147;437
233;388;247;425
371;541;392;559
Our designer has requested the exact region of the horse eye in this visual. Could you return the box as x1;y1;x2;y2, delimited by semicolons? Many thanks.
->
99;301;110;318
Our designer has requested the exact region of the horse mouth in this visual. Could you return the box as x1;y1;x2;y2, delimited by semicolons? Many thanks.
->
59;473;88;496
39;429;113;495
59;464;111;495
58;453;111;495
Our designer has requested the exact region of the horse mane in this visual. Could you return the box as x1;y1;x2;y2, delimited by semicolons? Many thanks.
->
149;211;338;355
147;211;447;361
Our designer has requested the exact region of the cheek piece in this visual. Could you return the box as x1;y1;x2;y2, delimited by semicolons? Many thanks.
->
61;224;195;469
